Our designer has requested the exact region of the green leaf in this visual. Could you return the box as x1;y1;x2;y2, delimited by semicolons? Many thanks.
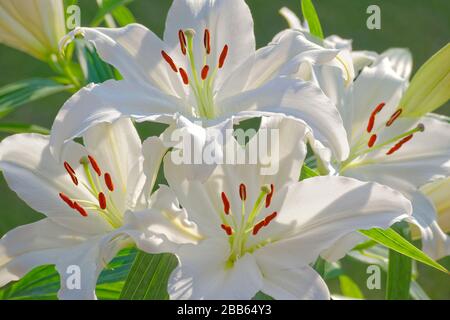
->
386;222;412;300
112;6;136;26
91;0;133;27
0;79;70;119
301;0;324;39
0;248;136;300
300;164;319;180
75;40;116;84
359;228;448;273
120;251;178;300
0;123;50;135
339;275;364;299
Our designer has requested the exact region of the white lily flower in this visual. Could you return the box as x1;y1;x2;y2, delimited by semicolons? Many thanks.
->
147;116;412;300
279;6;413;80
310;54;450;260
0;118;193;299
0;0;66;60
49;0;350;168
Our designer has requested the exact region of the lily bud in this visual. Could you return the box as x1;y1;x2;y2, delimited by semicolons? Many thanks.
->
0;0;66;60
400;44;450;117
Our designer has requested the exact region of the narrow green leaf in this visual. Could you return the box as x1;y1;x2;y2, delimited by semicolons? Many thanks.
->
359;228;448;273
339;275;364;299
301;0;324;39
120;251;178;300
91;0;133;27
0;79;70;118
386;222;412;300
300;164;319;180
112;6;136;26
0;123;50;135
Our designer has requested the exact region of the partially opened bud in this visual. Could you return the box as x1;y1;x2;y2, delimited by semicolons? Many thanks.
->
400;44;450;117
0;0;66;60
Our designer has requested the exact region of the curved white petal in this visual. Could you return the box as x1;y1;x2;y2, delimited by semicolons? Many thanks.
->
349;59;406;146
83;118;144;214
0;218;126;300
164;116;311;236
421;177;450;234
164;0;255;89
377;48;413;80
218;30;339;100
0;133;110;234
279;7;303;30
49;80;184;160
168;238;262;300
408;191;450;260
218;77;350;161
65;25;184;96
131;136;169;209
123;185;201;254
344;116;450;189
256;260;330;300
255;176;412;266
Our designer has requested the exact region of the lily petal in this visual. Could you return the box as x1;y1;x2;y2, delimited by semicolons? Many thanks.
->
168;238;263;300
50;80;184;160
83;118;144;213
256;176;412;266
349;59;406;146
345;116;450;189
255;260;330;300
64;24;184;96
377;48;413;80
0;218;126;299
163;0;255;89
218;77;350;161
0;133;110;234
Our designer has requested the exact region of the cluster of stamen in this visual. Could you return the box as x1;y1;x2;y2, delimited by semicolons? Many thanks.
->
161;28;229;118
58;155;121;227
363;103;424;156
219;183;277;265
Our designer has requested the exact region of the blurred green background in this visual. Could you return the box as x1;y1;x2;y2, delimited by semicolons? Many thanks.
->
0;0;449;299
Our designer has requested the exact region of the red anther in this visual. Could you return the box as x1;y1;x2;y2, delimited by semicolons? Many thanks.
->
88;155;102;176
264;211;278;226
221;224;233;236
98;192;107;210
367;115;375;133
239;183;247;201
386;134;413;155
252;221;265;235
59;192;75;209
104;173;114;192
161;50;178;73
386;109;403;127
265;184;274;208
371;102;386;116
221;192;230;215
201;65;210;80
73;202;88;217
367;103;386;133
178;30;187;55
219;45;228;68
179;67;189;85
64;161;76;175
368;134;377;148
203;29;211;54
